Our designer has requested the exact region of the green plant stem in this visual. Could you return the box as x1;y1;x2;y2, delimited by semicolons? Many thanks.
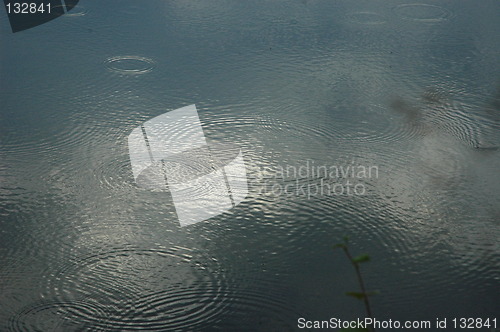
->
342;246;375;330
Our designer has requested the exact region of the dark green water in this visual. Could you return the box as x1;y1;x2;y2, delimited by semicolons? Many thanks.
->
1;0;499;331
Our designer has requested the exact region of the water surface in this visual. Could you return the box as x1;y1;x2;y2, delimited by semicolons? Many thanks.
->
1;0;499;330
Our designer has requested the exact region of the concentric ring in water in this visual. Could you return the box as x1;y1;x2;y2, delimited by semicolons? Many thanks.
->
52;4;88;17
394;3;452;22
98;285;230;331
66;5;87;17
44;246;231;330
8;300;109;332
104;56;155;75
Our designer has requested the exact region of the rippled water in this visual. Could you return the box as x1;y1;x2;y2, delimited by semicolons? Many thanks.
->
1;0;499;330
